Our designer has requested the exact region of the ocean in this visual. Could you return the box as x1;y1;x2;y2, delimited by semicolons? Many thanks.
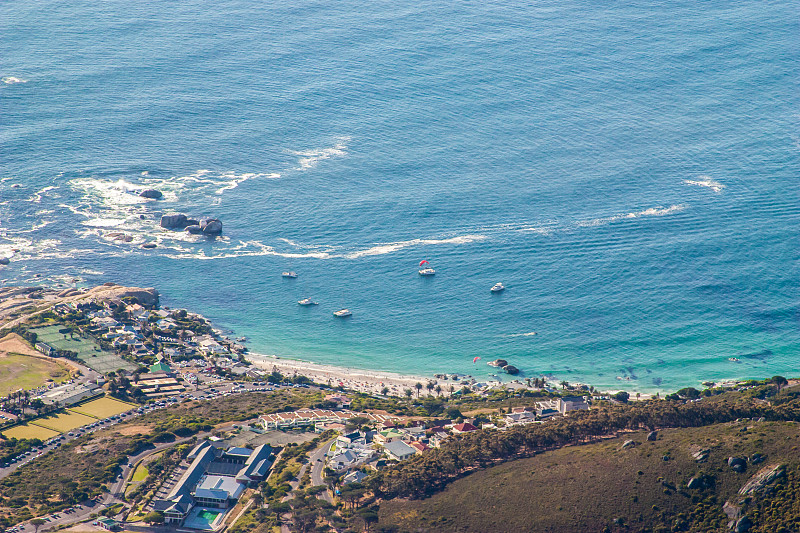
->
1;0;798;392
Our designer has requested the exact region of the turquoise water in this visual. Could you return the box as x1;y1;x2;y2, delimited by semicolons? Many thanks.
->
1;1;798;392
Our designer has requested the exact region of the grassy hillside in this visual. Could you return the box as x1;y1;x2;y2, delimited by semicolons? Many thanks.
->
379;419;800;532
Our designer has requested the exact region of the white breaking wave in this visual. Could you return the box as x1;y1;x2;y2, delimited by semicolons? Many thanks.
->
575;204;687;228
685;177;725;193
28;186;60;204
508;332;538;337
290;137;349;170
1;76;27;85
343;234;488;259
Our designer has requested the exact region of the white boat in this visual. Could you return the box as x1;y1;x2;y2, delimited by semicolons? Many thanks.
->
490;282;505;293
333;309;352;317
298;298;317;306
282;271;298;278
418;259;435;276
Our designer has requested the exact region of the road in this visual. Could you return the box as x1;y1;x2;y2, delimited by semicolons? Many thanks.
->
309;439;335;503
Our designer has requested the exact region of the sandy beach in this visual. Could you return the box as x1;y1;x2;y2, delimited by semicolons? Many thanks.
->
246;352;435;396
245;352;671;399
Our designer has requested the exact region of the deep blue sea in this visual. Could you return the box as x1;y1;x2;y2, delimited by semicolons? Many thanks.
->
1;0;798;392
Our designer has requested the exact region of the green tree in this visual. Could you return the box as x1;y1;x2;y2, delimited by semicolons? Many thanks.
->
144;511;164;524
772;375;789;392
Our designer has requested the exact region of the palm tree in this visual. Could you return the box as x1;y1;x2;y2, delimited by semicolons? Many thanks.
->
435;385;442;397
414;382;423;398
380;386;389;396
404;389;413;400
426;382;435;396
449;384;455;396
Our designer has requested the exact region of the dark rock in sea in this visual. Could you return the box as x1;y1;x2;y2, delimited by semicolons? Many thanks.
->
185;225;203;235
0;258;9;265
139;214;146;219
504;365;519;375
200;218;223;235
160;214;190;229
141;243;157;249
139;189;163;199
647;431;658;441
488;359;508;368
186;219;199;226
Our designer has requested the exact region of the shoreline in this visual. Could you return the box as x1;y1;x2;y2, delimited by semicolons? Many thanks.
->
246;352;434;396
245;351;671;399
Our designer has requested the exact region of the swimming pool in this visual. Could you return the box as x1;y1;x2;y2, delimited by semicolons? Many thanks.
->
184;507;226;530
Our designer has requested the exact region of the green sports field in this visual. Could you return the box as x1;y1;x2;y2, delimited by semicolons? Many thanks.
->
71;396;135;419
1;423;60;441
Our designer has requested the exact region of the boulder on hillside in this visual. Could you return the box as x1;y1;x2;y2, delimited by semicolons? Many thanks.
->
738;464;785;496
160;214;190;229
647;431;658;441
728;457;747;472
749;453;765;465
734;516;752;533
621;440;636;449
693;449;710;462
200;218;223;235
687;477;705;490
139;189;163;199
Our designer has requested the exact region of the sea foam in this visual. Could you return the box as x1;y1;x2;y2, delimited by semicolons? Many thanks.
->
684;177;725;193
290;137;349;170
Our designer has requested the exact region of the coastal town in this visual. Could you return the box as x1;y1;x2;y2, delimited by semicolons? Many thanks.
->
0;284;599;533
0;284;797;533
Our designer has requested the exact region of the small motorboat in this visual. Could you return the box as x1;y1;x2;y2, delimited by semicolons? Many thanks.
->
333;309;352;317
418;259;435;276
298;298;317;306
282;271;298;278
490;282;505;293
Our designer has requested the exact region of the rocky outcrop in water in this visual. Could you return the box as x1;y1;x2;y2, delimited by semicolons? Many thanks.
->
139;189;163;199
200;218;223;235
160;214;190;229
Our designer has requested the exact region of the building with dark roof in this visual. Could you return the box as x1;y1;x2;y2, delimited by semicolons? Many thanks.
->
151;441;274;526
